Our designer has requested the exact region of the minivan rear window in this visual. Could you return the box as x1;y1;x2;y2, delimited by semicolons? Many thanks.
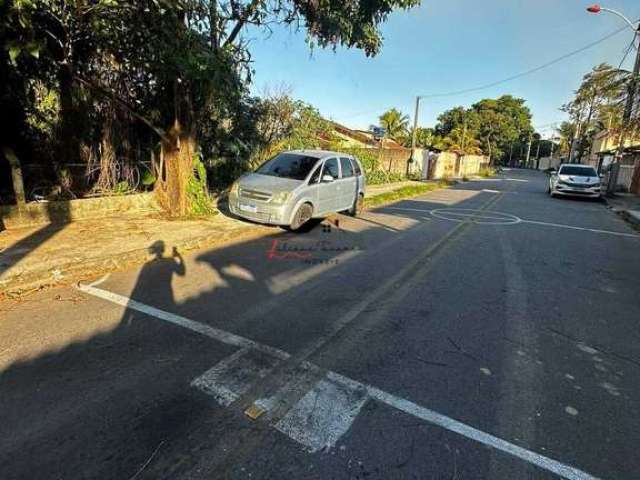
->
351;158;362;176
340;158;354;177
256;153;320;180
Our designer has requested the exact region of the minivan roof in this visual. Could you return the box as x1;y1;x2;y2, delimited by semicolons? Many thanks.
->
286;149;353;159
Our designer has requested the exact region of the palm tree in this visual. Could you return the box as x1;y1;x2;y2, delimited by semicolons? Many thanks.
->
379;108;410;141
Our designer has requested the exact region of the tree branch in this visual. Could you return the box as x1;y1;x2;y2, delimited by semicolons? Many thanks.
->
222;0;261;48
74;75;168;142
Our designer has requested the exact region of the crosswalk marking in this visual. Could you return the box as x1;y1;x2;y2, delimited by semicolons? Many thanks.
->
274;376;368;452
191;348;282;407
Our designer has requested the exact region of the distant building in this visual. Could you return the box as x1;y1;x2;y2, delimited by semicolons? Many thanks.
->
329;123;406;150
589;129;640;194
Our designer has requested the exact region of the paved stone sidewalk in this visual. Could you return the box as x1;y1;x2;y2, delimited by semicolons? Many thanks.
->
0;181;427;296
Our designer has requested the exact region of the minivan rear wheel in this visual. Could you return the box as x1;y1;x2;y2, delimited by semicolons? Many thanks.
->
348;193;364;217
290;203;313;231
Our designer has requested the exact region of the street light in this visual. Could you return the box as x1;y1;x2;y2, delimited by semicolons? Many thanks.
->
586;4;638;32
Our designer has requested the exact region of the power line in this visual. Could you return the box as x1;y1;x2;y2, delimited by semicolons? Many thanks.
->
340;21;635;122
619;37;636;69
418;22;635;99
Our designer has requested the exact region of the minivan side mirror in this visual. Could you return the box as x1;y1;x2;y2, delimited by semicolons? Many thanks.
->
322;174;334;183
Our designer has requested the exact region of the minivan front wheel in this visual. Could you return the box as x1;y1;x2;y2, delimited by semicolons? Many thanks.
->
348;193;364;217
290;203;313;231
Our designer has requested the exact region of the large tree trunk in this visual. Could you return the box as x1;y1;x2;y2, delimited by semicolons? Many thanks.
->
155;125;196;217
96;115;116;191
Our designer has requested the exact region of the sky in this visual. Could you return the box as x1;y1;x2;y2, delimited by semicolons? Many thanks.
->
246;0;639;139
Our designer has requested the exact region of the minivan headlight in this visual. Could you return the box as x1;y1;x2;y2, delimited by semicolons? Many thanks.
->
271;191;292;204
230;181;240;195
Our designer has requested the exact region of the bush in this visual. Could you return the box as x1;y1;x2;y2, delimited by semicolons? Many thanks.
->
479;167;495;178
188;154;217;216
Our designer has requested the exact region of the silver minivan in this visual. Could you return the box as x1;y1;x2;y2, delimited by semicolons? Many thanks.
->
228;150;366;230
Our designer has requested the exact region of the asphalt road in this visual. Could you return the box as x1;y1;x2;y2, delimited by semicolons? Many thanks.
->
1;169;639;480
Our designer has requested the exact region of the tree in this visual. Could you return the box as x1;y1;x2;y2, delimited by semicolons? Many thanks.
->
404;127;434;148
560;63;628;161
433;96;533;162
379;108;410;142
3;0;422;215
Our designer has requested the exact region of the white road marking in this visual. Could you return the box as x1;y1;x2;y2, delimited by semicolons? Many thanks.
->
275;376;368;452
191;348;282;406
384;207;435;213
430;208;521;225
77;283;603;480
519;219;639;238
76;281;289;361
383;207;639;239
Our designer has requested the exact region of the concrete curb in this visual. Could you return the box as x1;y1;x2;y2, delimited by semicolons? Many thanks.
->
603;197;640;231
617;209;640;229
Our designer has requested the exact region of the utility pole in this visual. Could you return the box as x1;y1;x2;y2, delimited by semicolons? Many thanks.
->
535;138;542;169
409;96;422;177
525;133;532;169
508;142;514;167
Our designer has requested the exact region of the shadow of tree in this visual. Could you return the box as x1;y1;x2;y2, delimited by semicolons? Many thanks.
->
0;201;72;282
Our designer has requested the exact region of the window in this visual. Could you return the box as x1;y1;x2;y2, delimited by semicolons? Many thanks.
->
351;158;362;176
323;158;340;179
558;166;597;177
340;158;355;177
256;153;320;180
308;165;322;184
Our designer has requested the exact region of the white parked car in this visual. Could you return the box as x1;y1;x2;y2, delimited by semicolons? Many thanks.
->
548;164;602;199
228;150;366;230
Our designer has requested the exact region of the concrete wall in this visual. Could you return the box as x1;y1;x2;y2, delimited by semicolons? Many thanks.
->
350;147;412;176
0;193;159;230
537;156;561;171
427;152;489;179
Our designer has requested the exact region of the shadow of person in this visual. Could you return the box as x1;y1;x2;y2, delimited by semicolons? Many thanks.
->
128;241;186;307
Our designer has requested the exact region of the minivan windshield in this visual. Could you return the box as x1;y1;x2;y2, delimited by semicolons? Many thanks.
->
559;166;597;177
256;153;319;180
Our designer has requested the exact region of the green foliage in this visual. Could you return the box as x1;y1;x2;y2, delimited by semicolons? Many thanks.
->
559;63;630;159
187;153;216;217
409;127;434;148
435;95;534;161
325;146;404;185
379;108;410;142
479;167;495;178
141;168;156;187
114;181;130;194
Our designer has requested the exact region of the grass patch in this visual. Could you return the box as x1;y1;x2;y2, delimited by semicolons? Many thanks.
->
364;181;450;209
479;167;495;178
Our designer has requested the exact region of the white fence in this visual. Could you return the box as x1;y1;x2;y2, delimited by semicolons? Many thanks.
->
618;165;635;192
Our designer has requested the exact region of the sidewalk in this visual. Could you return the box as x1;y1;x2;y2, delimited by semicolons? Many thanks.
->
0;181;427;297
605;193;640;229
